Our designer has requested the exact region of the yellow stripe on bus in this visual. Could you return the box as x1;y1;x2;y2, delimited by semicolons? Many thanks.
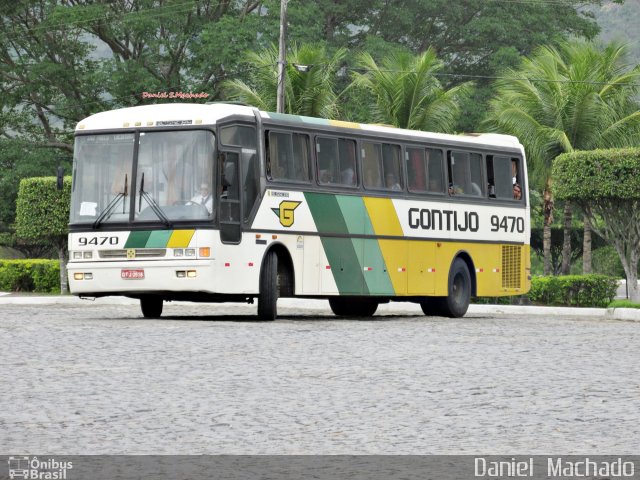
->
329;119;361;129
363;198;407;295
167;229;195;248
363;197;403;236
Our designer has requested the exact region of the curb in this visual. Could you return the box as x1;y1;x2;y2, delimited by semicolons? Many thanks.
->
1;294;639;321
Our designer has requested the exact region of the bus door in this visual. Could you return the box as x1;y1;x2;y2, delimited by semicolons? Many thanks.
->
219;151;241;243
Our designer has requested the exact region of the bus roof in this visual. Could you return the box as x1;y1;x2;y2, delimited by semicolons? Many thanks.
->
76;103;523;150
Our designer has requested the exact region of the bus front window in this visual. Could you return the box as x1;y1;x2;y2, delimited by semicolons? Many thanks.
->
70;133;135;225
134;130;215;222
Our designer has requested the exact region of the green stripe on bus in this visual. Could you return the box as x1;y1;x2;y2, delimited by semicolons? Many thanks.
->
305;192;368;294
125;230;152;248
335;196;375;236
145;230;173;248
336;196;394;295
304;193;349;234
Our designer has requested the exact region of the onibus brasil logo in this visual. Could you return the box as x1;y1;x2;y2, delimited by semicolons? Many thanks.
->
272;200;301;227
8;456;73;479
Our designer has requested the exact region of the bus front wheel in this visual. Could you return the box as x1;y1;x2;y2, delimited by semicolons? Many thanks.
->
140;296;163;318
433;258;471;318
258;250;278;321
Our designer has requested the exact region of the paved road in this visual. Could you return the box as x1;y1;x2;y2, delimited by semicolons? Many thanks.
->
1;301;638;454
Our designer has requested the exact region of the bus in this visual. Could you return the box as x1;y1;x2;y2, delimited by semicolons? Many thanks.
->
68;103;530;320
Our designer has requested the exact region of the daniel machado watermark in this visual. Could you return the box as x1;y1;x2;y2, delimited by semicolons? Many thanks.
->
7;456;73;479
475;456;636;478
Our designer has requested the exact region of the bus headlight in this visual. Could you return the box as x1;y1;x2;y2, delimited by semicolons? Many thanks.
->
173;249;184;257
185;248;196;257
83;251;93;259
73;252;82;259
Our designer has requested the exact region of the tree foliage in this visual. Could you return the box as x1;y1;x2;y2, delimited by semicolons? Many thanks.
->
223;43;346;118
15;176;72;292
553;148;640;301
350;49;472;132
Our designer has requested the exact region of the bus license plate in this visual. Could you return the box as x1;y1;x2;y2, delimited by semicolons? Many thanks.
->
121;269;145;279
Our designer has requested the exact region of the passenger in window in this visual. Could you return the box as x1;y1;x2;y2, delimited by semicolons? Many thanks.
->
513;183;522;200
319;169;332;184
385;173;401;191
341;166;355;185
448;183;462;196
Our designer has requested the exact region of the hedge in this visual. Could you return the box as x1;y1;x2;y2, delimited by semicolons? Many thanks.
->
528;274;618;308
0;259;60;293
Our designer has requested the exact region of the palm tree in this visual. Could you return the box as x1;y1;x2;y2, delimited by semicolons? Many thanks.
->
485;40;640;275
350;48;473;132
223;43;346;118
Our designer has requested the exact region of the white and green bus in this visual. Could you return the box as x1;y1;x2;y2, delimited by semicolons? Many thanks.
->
68;103;530;319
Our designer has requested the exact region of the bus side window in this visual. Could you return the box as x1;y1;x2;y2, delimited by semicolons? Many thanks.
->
362;141;383;189
426;148;444;193
492;155;513;200
268;131;291;180
381;143;402;191
406;147;426;192
316;137;338;184
448;150;483;196
338;138;357;186
292;134;311;182
470;152;484;196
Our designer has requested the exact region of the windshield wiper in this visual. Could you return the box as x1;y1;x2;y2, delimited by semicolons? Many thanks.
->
93;175;128;229
138;173;172;227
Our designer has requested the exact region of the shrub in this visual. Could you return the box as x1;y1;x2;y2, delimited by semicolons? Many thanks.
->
528;274;618;308
608;300;640;309
0;259;60;293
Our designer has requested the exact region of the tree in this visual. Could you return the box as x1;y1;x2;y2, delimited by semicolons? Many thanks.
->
485;40;640;275
554;149;640;301
223;43;346;118
15;176;71;294
0;0;268;151
350;49;472;132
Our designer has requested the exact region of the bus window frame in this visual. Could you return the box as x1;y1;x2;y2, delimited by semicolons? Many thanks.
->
71;126;218;229
314;134;359;190
264;128;313;186
404;144;447;197
446;148;486;198
361;140;404;193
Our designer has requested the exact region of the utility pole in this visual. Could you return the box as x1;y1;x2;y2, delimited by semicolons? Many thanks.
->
276;0;288;113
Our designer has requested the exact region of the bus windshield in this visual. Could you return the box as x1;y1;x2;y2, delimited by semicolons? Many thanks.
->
70;130;216;225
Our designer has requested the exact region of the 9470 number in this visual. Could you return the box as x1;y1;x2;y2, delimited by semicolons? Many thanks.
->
78;236;119;246
490;215;525;233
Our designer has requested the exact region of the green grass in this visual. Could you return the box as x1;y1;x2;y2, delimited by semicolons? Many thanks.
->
608;299;640;309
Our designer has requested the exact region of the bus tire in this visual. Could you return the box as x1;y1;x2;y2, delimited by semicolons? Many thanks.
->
434;258;471;318
419;298;432;315
140;296;163;318
258;250;278;321
329;297;378;317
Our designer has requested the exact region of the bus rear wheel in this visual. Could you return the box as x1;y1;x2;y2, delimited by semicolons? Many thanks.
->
258;250;278;321
433;258;471;318
329;297;378;317
140;296;163;318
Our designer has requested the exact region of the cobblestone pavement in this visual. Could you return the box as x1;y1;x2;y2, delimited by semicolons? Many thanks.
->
1;301;639;454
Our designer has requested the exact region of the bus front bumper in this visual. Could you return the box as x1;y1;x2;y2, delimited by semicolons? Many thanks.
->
68;259;217;295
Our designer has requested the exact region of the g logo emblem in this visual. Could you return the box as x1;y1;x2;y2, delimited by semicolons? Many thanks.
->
126;249;136;259
272;201;301;227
